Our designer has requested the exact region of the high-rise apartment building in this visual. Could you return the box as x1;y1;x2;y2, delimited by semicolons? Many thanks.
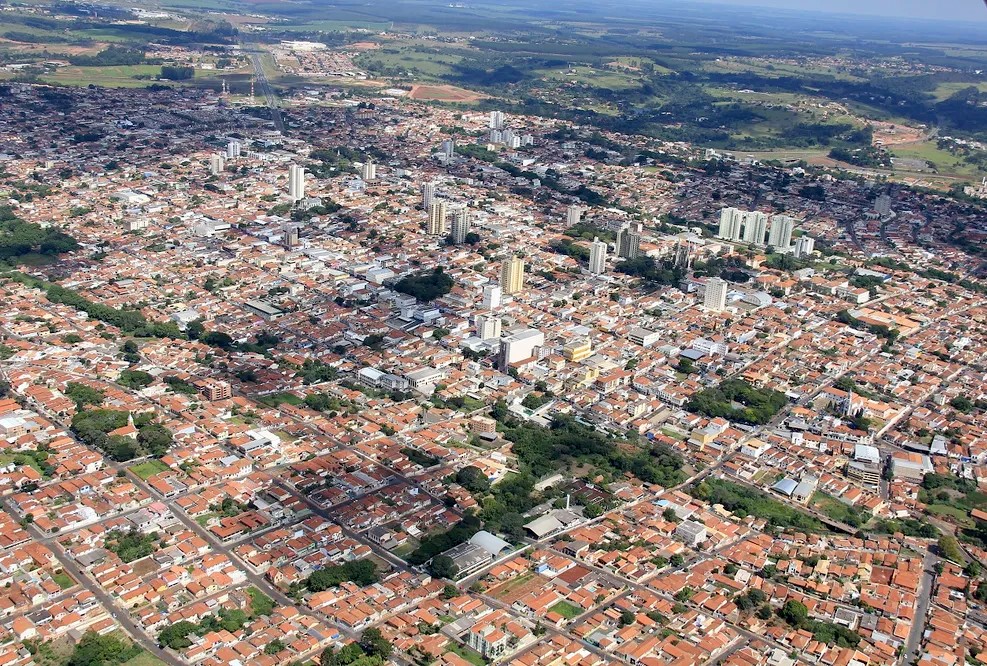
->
616;222;642;259
361;161;377;182
501;255;525;295
489;110;505;130
768;215;794;250
288;164;305;202
482;284;502;310
566;205;582;226
441;139;456;159
874;194;891;216
588;236;607;274
741;211;768;245
475;314;502;340
226;140;241;159
449;204;471;244
793;235;816;258
209;153;225;176
718;207;743;241
427;200;448;236
421;181;436;209
704;277;728;311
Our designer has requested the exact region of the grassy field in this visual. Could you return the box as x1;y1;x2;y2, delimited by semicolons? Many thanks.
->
810;492;870;528
446;644;486;666
931;82;987;101
42;65;165;87
281;19;391;32
534;65;643;91
358;46;465;79
52;570;74;589
549;600;583;619
891;141;985;180
926;503;975;527
0;453;44;476
130;459;170;480
123;653;168;666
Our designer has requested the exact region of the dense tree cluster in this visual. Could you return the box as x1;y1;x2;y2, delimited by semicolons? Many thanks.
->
160;65;194;80
64;631;142;666
158;608;250;650
393;267;454;302
306;559;379;591
0;206;78;261
690;479;826;532
407;513;481;566
105;528;159;563
686;379;787;425
71;410;173;462
778;599;861;648
501;414;685;488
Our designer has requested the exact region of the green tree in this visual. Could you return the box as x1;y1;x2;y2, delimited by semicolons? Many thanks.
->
359;628;393;659
780;599;808;627
428;555;457;580
65;382;105;409
938;535;965;563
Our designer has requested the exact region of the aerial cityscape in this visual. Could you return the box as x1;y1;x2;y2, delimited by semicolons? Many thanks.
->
0;1;985;666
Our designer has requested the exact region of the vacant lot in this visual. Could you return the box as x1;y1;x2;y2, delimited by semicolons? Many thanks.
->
409;84;485;102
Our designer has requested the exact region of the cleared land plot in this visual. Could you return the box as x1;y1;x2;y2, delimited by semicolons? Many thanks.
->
409;84;485;102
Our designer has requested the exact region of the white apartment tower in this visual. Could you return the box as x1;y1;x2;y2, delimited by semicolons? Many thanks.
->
441;139;456;159
482;284;502;310
421;181;437;209
489;110;505;130
288;164;305;202
566;205;582;227
616;222;642;259
705;277;728;311
768;215;795;250
741;211;768;245
475;314;502;341
449;204;471;244
427;200;448;236
793;235;816;259
718;207;743;241
361;161;377;182
226;139;242;160
209;153;225;176
588;236;607;275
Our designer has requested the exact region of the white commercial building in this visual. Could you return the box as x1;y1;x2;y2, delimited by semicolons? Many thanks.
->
482;284;502;310
499;329;544;368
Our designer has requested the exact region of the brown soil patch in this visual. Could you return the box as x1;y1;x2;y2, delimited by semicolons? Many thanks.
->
408;84;485;102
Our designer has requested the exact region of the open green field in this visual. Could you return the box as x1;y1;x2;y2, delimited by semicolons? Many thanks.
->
130;459;170;480
123;653;168;666
892;141;986;180
926;503;975;527
281;19;392;32
932;81;987;101
356;46;466;80
446;644;486;666
52;570;74;589
534;65;643;90
549;600;583;619
0;453;45;476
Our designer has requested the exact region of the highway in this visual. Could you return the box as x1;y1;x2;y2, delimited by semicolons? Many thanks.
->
243;41;286;134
